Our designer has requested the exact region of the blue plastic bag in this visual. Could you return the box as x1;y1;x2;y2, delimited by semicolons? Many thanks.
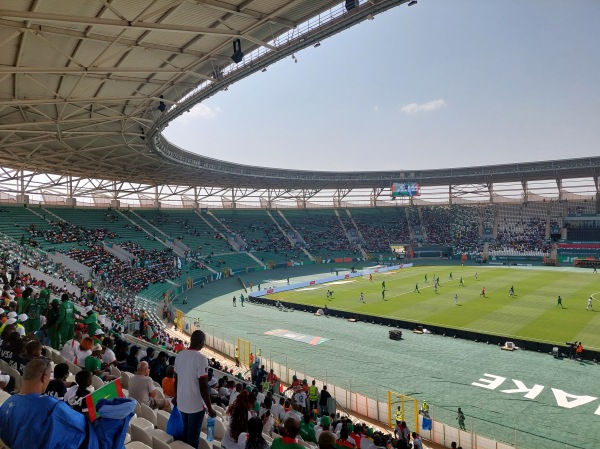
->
167;406;184;439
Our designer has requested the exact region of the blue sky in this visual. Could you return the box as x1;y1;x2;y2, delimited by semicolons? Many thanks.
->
164;0;600;172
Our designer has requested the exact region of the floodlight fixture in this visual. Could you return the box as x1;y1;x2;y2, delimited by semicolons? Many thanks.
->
231;39;244;63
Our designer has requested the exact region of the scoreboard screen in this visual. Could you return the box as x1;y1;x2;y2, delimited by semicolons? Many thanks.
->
391;182;420;197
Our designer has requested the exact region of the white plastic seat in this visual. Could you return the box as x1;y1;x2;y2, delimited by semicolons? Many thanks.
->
156;410;170;432
129;417;154;432
140;403;158;427
131;424;153;446
197;438;212;449
125;442;152;449
122;371;133;388
92;375;104;390
168;441;195;449
214;419;226;440
0;391;11;405
152;437;171;449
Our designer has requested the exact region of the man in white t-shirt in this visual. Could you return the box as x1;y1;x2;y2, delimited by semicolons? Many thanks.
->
294;389;307;412
101;337;117;366
271;397;285;421
60;331;82;363
174;330;216;449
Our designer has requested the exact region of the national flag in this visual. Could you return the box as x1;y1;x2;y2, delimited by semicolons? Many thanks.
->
84;378;125;422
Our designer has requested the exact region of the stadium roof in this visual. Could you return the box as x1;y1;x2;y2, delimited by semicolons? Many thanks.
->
1;0;599;192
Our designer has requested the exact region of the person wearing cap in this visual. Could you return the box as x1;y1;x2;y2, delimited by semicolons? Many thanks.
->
92;328;104;345
308;380;319;413
0;312;17;334
46;298;61;349
84;344;117;382
80;305;99;338
315;415;331;441
56;293;75;348
293;386;307;413
15;314;28;337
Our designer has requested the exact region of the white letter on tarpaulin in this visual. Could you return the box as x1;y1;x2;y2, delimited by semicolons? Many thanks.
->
501;380;544;399
551;388;597;409
471;374;506;390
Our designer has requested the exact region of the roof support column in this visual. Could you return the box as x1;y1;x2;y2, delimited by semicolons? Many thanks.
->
557;178;563;202
154;185;161;210
522;179;528;203
193;186;199;210
111;181;120;209
595;176;600;213
449;185;453;205
488;183;494;204
16;170;29;205
66;175;76;207
231;188;236;209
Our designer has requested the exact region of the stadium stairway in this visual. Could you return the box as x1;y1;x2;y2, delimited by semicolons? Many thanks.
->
265;210;297;246
129;210;171;241
195;210;240;252
116;209;170;250
276;211;315;261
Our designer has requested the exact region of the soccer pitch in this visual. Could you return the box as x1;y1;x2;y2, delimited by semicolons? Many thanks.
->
266;265;600;349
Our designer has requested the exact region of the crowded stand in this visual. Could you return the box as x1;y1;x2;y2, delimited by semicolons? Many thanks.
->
491;204;552;254
351;208;411;256
279;210;359;258
65;244;178;294
26;221;117;247
0;201;567;449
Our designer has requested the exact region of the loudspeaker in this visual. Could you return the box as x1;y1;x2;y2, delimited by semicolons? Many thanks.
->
231;39;244;63
345;0;357;11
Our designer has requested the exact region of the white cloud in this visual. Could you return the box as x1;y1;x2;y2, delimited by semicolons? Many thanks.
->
181;103;221;121
400;99;447;115
373;105;379;113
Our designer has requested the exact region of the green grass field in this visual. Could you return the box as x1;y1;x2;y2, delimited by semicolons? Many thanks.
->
267;265;600;349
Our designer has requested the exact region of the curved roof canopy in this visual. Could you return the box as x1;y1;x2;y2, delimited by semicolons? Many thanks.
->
1;0;599;191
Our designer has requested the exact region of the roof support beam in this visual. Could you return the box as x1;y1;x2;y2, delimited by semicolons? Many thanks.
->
0;67;217;74
0;9;241;37
0;96;174;106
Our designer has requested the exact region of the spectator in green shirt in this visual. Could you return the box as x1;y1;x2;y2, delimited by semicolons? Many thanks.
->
84;344;117;382
299;413;317;444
